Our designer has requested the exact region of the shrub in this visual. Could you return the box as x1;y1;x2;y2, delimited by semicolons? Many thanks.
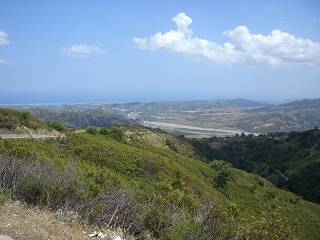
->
99;126;125;142
165;138;177;152
48;121;65;131
0;108;45;130
86;126;98;135
211;160;235;191
77;186;141;233
236;210;298;240
0;154;141;235
0;188;8;204
0;154;79;208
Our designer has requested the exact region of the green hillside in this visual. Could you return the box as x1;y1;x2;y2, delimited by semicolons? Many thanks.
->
190;129;320;203
1;130;319;239
0;108;47;131
31;107;136;128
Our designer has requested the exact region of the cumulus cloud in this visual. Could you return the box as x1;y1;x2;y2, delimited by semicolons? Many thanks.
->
62;44;105;58
133;13;320;66
0;30;10;46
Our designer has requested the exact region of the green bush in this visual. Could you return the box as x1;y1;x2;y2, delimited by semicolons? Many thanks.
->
165;138;177;152
211;160;235;191
0;188;8;204
236;210;298;240
86;126;98;135
99;126;125;142
0;108;46;130
48;121;65;131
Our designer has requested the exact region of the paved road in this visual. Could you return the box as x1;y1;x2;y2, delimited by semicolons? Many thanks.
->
0;133;62;140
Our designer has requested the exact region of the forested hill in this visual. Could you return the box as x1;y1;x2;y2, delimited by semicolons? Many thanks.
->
190;128;320;203
31;107;135;128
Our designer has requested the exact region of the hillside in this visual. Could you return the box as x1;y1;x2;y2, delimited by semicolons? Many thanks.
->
190;129;320;203
0;108;63;139
0;131;319;239
31;106;136;128
0;108;47;132
0;109;320;239
236;99;320;133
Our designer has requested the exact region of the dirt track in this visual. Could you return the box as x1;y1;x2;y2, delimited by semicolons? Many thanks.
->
0;201;129;240
0;134;63;140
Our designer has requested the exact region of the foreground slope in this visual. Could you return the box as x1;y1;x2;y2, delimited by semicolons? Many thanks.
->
0;199;131;240
1;130;320;239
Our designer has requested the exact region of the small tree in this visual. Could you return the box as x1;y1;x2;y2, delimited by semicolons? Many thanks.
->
86;126;98;135
48;121;65;131
99;126;125;142
165;138;177;152
211;160;234;191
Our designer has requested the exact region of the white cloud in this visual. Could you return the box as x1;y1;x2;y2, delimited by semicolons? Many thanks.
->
134;13;320;66
62;44;105;58
0;30;10;64
0;30;10;46
0;59;10;64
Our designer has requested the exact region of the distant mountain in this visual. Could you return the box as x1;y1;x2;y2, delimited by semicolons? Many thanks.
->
30;107;136;128
237;98;320;133
6;98;320;134
110;98;266;113
109;98;320;135
278;98;320;108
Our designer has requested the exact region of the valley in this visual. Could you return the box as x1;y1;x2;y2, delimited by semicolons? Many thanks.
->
7;98;320;138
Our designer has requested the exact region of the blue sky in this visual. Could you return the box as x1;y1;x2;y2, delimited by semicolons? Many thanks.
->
0;0;320;104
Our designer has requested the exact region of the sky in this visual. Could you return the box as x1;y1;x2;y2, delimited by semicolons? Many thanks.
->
0;0;320;104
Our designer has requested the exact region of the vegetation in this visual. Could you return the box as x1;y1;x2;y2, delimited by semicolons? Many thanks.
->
99;126;125;142
0;188;8;205
47;121;65;131
165;138;178;152
0;108;47;131
210;161;235;192
191;129;320;203
86;126;98;135
0;132;319;239
236;210;298;240
0;110;319;239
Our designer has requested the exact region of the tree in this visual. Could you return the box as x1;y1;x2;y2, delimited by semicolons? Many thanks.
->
86;126;98;135
211;160;235;191
48;121;65;131
99;126;125;142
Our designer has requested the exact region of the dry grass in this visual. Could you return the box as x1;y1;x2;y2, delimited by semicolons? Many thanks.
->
0;201;133;240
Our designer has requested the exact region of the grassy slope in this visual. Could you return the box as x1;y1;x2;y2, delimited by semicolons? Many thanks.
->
1;133;319;239
189;130;320;203
0;108;47;132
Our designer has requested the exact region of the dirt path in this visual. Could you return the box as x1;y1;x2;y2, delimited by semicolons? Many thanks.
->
0;201;128;240
0;134;63;140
